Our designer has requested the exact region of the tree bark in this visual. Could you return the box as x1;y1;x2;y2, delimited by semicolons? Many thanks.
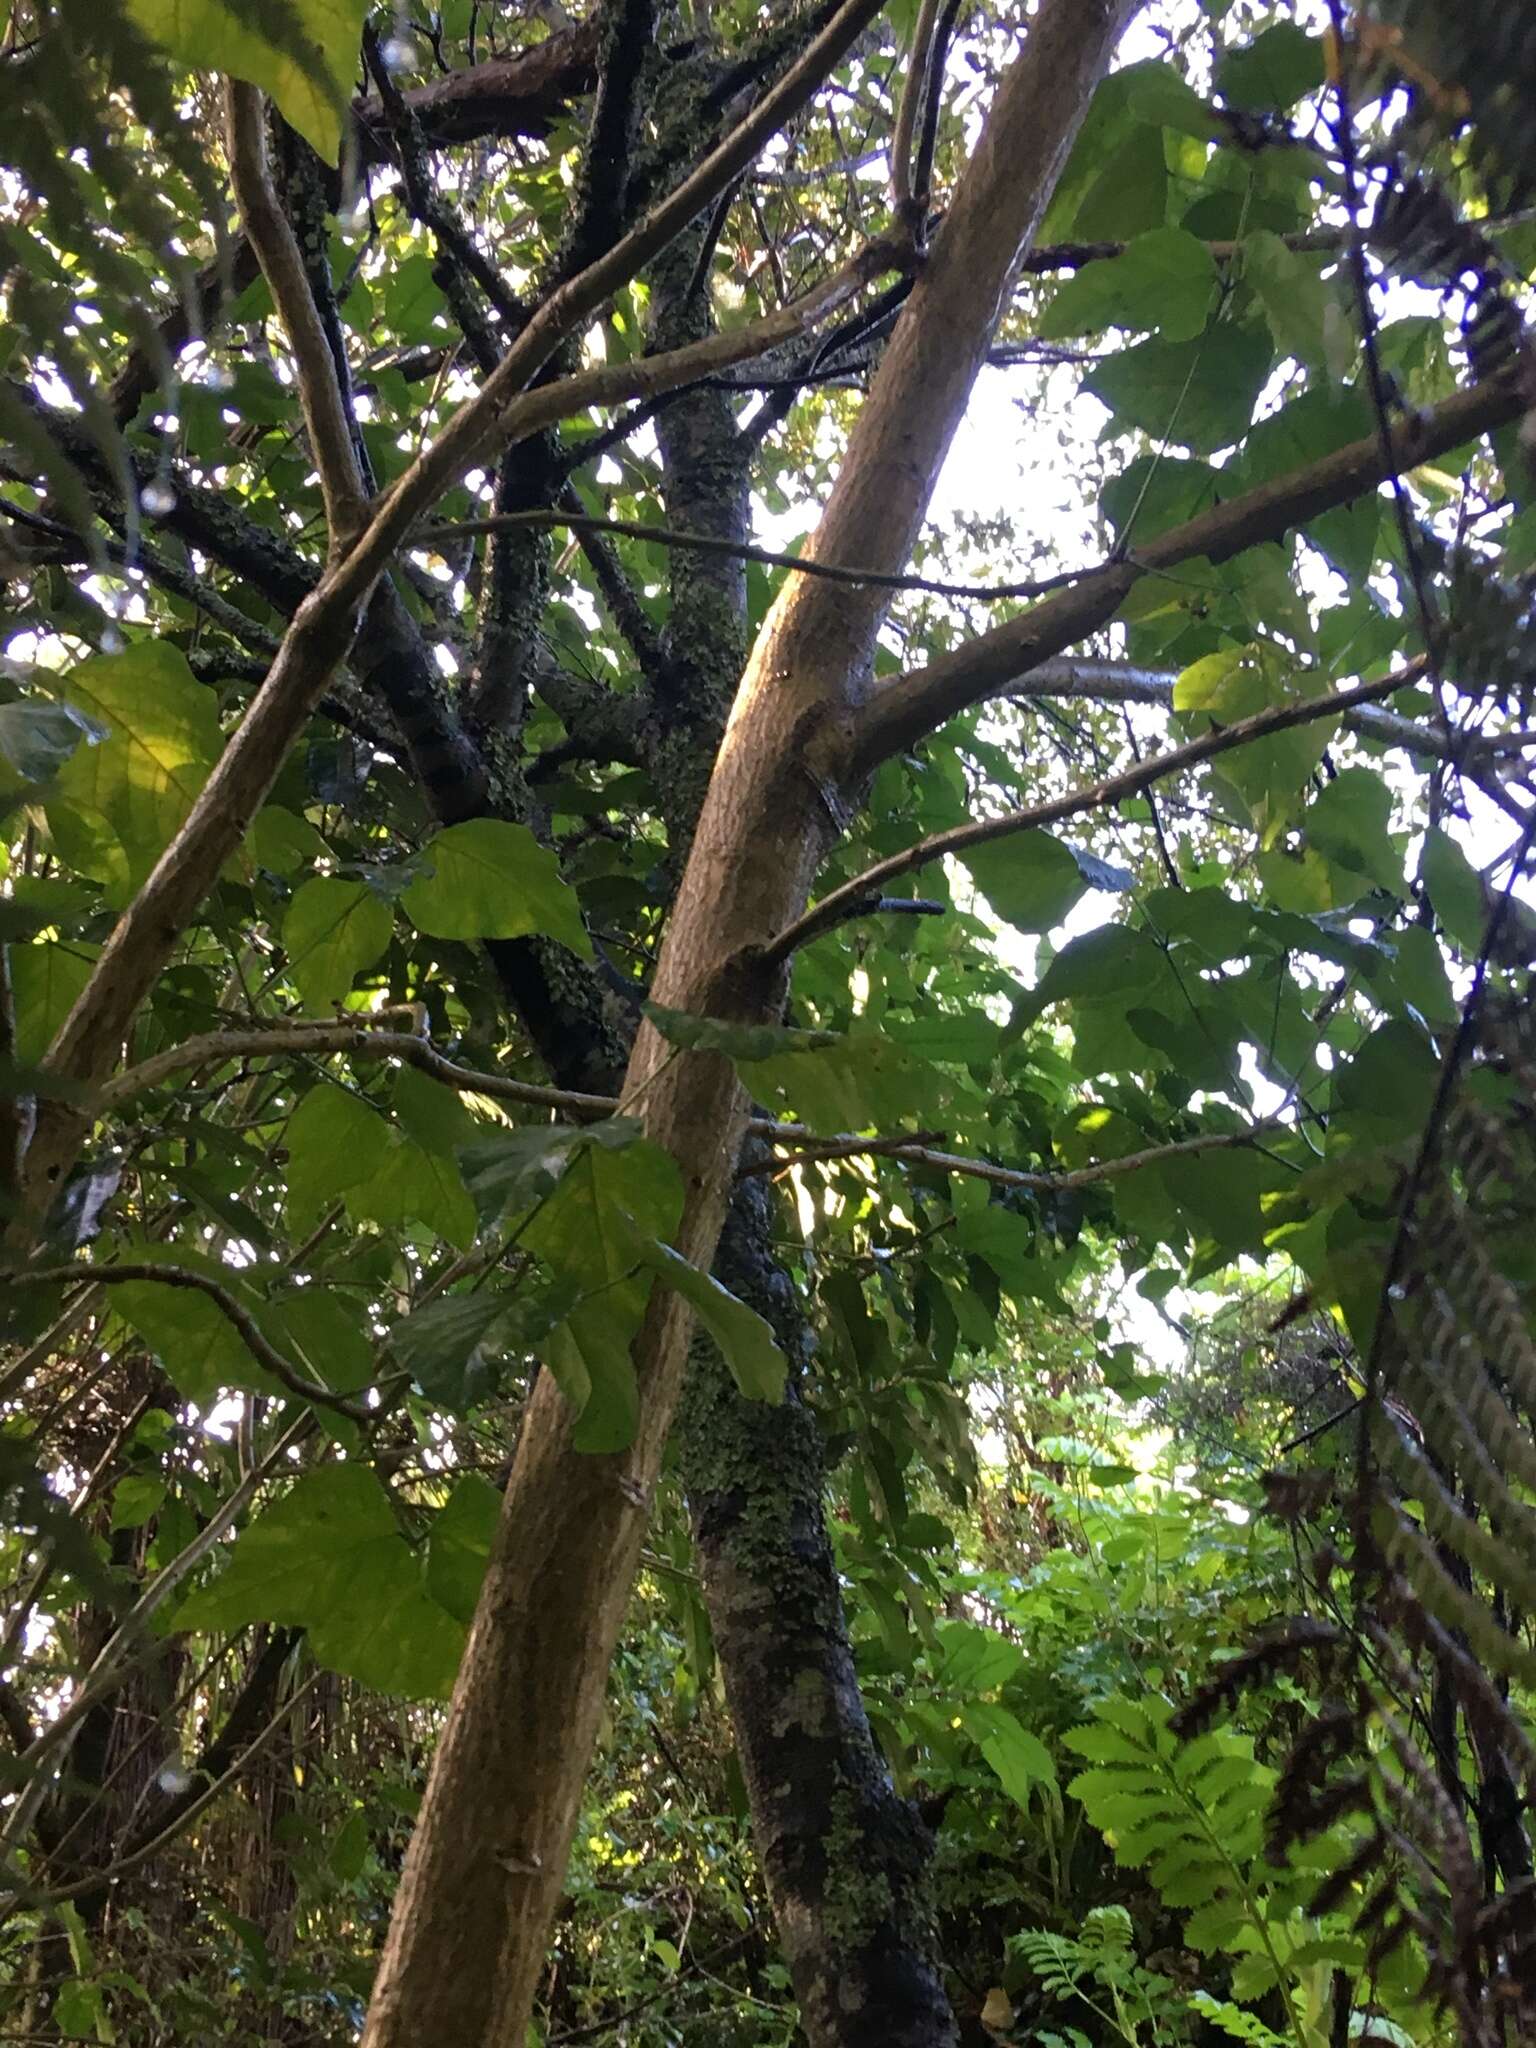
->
683;1184;958;2048
360;6;1141;2042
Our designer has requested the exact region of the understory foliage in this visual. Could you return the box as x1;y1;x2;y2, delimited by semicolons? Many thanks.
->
3;0;1536;2041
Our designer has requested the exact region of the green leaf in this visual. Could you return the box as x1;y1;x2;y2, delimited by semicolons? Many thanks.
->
1422;827;1486;953
177;1465;465;1697
125;0;369;162
7;942;94;1065
1243;386;1377;580
282;877;392;1012
1303;767;1403;896
1034;925;1168;1009
265;1286;373;1398
349;1135;476;1250
1042;228;1218;344
1175;644;1337;843
1216;23;1325;110
284;1085;393;1229
641;1241;786;1403
457;1119;643;1225
424;1472;501;1623
401;819;591;957
392;1062;480;1155
522;1138;684;1452
109;1253;269;1408
109;1474;167;1532
388;1292;512;1411
963;1703;1058;1810
959;832;1085;934
246;805;328;875
739;1032;944;1137
1242;229;1335;370
1087;324;1273;455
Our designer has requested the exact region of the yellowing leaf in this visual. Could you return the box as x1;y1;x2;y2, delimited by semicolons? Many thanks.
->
125;0;369;162
54;644;220;886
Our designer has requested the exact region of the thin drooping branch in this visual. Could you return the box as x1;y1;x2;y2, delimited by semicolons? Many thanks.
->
856;369;1528;769
747;1118;1291;1192
100;1021;1277;1201
772;665;1423;960
223;82;370;549
415;503;1085;600
100;1025;619;1117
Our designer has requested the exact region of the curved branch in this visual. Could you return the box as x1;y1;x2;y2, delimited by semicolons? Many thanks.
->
746;1118;1290;1192
223;83;370;550
98;1024;618;1117
773;665;1423;961
415;504;1083;601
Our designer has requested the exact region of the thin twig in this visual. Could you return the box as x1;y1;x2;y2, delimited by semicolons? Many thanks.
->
0;1410;314;1876
413;504;1080;602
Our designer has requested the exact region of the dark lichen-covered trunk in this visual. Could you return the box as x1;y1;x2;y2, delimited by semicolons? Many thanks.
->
681;1182;958;2048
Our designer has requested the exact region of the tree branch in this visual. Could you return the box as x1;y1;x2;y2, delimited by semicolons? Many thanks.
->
98;1024;619;1118
223;82;370;550
889;0;942;222
745;1118;1290;1192
772;665;1424;961
351;24;600;163
855;369;1528;770
96;1015;1284;1212
24;245;899;1159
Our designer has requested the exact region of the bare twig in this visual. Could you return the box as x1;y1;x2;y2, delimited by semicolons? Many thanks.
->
99;1024;618;1116
329;0;893;606
95;1015;1288;1204
413;503;1081;601
0;1409;313;1874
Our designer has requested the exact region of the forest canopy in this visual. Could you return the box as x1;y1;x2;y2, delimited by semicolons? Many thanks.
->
3;0;1536;2043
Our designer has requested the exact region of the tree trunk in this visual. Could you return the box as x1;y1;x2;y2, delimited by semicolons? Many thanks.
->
360;6;1140;2042
683;1182;958;2047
